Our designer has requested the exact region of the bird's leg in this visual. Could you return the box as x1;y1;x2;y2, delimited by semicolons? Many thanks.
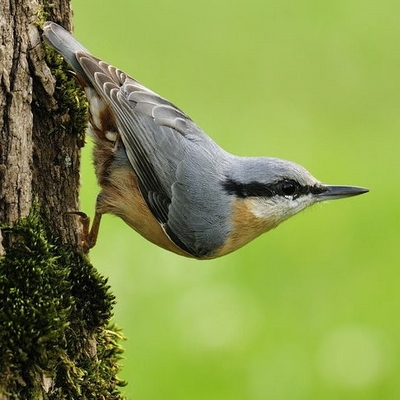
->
80;211;103;251
66;210;103;253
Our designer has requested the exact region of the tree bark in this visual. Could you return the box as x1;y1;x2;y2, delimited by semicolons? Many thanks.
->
0;1;125;398
0;0;80;240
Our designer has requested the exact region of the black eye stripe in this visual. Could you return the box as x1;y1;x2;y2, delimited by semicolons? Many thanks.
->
222;179;326;199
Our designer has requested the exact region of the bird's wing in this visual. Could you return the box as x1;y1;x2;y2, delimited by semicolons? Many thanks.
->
76;53;227;256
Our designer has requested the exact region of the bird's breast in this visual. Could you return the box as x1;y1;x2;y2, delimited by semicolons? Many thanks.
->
95;159;192;258
213;197;277;257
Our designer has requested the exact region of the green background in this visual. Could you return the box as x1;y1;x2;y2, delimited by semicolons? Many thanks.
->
71;1;398;399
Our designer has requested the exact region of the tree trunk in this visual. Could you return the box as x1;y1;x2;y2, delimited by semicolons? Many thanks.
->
0;1;125;398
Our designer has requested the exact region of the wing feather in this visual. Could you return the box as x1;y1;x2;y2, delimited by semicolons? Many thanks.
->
76;53;226;255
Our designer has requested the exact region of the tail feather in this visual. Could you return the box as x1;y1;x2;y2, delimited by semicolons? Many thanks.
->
43;22;89;81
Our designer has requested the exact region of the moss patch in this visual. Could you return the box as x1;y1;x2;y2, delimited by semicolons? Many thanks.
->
44;45;88;146
0;209;125;399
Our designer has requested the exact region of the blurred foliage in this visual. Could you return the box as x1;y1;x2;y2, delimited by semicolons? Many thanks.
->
71;0;399;399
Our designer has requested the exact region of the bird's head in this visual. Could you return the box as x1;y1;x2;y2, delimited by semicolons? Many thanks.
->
224;157;368;230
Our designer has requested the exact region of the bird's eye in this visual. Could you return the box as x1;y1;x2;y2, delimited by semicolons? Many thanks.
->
280;180;297;197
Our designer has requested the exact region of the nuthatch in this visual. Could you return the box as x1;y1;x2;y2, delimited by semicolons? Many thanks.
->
43;22;368;259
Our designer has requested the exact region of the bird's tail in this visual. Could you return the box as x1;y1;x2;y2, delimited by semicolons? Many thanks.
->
43;21;89;80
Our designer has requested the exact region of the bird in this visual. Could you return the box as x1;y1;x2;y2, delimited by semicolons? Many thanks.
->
43;21;369;260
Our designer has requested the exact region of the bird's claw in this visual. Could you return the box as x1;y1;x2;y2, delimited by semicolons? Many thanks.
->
65;210;101;253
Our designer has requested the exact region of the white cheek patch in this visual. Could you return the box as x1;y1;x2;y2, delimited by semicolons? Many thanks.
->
248;195;315;224
248;197;277;220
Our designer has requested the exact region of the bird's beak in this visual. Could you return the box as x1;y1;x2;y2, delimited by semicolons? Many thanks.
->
316;185;369;201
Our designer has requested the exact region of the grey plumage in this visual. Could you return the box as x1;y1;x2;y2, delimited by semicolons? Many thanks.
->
43;22;368;259
44;22;233;256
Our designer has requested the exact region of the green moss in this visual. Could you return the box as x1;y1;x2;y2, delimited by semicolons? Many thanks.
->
35;5;88;146
0;209;125;399
44;44;88;146
35;4;51;28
